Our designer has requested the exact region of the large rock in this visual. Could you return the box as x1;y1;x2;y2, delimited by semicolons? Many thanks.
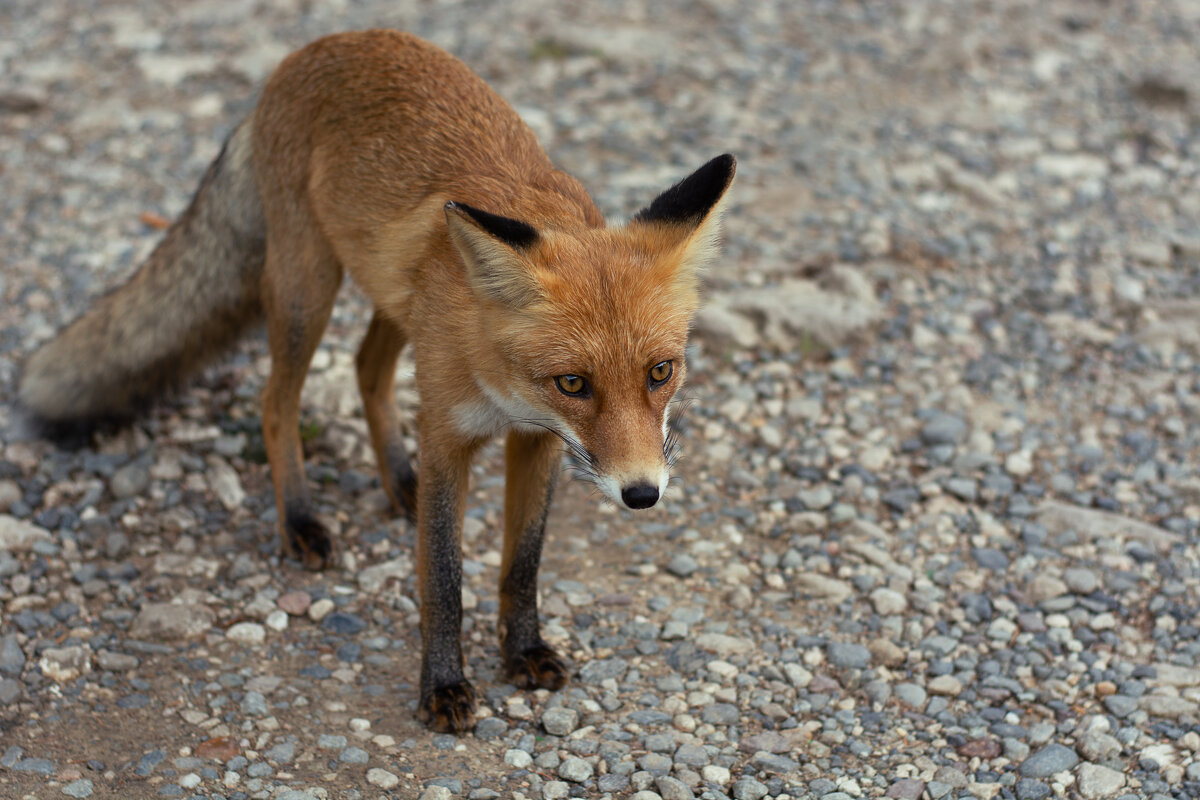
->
696;266;881;352
0;516;51;552
1033;502;1180;551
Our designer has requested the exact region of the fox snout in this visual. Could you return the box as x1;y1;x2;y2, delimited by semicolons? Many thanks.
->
621;482;660;509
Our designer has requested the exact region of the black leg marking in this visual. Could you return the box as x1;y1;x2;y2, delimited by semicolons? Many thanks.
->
419;482;476;732
283;501;332;571
501;480;567;690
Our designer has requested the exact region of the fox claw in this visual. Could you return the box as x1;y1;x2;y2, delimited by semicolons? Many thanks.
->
282;511;333;570
418;680;477;733
506;644;569;691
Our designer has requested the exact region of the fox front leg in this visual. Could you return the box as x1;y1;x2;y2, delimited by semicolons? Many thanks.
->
499;429;569;690
415;447;479;732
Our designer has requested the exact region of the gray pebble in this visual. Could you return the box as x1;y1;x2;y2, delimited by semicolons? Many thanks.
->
109;463;150;499
666;554;698;577
558;756;593;782
474;717;508;741
827;642;871;669
0;635;24;675
1018;743;1079;778
655;776;694;800
339;746;369;764
579;658;628;684
13;757;56;775
920;413;967;445
731;777;768;800
1063;567;1099;594
62;779;94;798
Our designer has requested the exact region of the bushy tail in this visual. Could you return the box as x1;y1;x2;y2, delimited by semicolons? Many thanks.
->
19;119;266;429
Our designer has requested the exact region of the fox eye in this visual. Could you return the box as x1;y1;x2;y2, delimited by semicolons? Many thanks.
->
555;374;591;398
647;360;673;390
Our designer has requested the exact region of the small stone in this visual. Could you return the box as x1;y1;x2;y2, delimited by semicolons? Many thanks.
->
666;554;698;578
474;716;508;740
368;768;399;789
195;737;239;762
695;633;753;658
278;591;312;616
0;516;51;552
798;485;834;510
542;707;579;736
419;787;453;800
1019;743;1079;778
920;413;967;445
206;456;245;510
39;646;91;683
0;635;25;676
110;462;150;499
1014;779;1051;800
656;776;695;800
130;603;214;640
895;682;927;709
558;757;593;782
265;610;289;632
928;675;963;696
1075;763;1125;799
827;642;871;669
225;622;266;645
870;587;908;615
731;777;768;800
322;612;366;635
504;749;533;768
1063;568;1099;594
1005;450;1034;476
886;779;926;800
339;746;369;764
957;738;1001;759
358;557;414;593
307;598;335;621
62;779;94;798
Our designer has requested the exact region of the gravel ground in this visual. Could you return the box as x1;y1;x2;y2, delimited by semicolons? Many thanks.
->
3;1;1200;799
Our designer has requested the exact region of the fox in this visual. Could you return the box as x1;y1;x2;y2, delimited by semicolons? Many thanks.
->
18;29;735;732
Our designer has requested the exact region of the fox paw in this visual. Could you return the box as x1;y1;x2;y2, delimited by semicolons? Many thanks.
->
395;474;418;525
282;510;333;571
506;644;570;691
418;680;477;733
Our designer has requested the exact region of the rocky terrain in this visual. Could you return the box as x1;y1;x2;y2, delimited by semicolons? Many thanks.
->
2;0;1200;799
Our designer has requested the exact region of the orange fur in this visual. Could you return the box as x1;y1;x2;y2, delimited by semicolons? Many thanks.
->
23;29;734;732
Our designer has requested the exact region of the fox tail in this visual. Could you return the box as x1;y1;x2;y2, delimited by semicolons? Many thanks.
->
18;119;266;431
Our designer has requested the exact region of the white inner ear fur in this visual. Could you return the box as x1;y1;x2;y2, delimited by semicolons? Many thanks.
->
445;213;542;307
676;200;730;274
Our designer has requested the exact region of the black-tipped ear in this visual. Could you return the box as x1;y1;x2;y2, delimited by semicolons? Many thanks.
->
633;154;736;226
445;202;539;250
445;202;544;307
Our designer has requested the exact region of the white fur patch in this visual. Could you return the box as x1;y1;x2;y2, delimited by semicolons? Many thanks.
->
451;397;512;439
452;380;563;439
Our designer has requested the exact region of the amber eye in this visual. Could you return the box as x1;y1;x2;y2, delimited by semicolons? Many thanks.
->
554;374;591;397
647;360;673;390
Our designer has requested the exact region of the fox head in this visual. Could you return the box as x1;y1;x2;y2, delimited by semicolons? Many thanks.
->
445;154;735;510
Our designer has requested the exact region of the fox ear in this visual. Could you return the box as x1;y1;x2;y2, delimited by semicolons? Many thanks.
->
632;154;736;270
445;202;543;307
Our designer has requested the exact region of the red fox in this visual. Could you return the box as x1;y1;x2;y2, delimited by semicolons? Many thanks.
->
19;29;734;731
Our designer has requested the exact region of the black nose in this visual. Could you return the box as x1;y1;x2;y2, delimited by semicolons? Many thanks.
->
621;483;660;509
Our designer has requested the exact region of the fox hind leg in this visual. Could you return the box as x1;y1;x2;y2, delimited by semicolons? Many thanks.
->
500;429;569;690
260;237;342;570
356;312;417;521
